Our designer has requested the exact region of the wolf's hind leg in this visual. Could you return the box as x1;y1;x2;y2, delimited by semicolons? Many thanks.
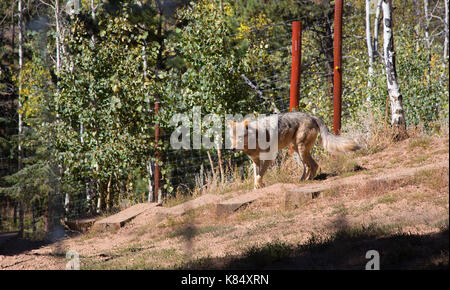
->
299;147;319;180
306;154;319;180
296;145;311;181
298;150;313;180
294;149;307;181
296;126;319;181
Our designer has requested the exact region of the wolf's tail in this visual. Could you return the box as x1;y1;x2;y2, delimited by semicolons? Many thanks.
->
312;116;360;154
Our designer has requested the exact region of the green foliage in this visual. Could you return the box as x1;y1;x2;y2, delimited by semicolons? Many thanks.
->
1;33;59;222
1;0;448;227
167;0;259;115
55;3;163;213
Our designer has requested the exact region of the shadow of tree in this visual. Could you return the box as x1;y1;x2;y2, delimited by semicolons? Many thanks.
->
180;225;449;270
0;226;74;256
0;236;52;256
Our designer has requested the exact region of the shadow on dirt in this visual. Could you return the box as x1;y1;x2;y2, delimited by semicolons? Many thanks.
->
181;224;449;270
0;236;53;256
315;165;366;181
0;228;78;256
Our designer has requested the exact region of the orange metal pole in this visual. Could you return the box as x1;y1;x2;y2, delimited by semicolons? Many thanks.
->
289;21;302;112
333;0;343;135
289;21;302;154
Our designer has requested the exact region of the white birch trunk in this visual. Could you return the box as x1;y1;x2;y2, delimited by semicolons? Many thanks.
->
424;0;431;84
147;163;153;203
96;193;102;214
18;0;24;237
382;0;407;136
64;193;70;221
444;0;449;62
424;0;431;49
366;0;375;96
91;0;96;21
373;0;382;58
90;0;97;47
18;0;23;162
138;1;154;202
55;0;61;73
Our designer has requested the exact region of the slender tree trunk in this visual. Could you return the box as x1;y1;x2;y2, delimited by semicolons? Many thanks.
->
13;202;17;226
424;0;431;48
47;166;64;240
147;163;153;202
373;0;382;58
96;179;102;214
207;151;217;183
96;194;102;214
82;1;97;209
18;0;24;238
423;0;431;85
64;192;69;221
18;201;24;237
199;164;205;189
55;0;61;73
444;0;449;62
137;1;153;202
18;0;23;165
44;199;49;232
217;146;224;184
11;0;15;60
32;200;37;233
52;0;65;237
413;0;422;51
382;0;408;139
90;0;97;46
106;175;112;212
366;0;375;96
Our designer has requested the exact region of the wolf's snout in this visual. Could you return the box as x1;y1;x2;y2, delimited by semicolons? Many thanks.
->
230;147;237;152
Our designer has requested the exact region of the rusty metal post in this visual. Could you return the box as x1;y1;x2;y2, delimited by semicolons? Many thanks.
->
289;21;302;154
154;102;160;203
290;21;302;112
333;0;343;135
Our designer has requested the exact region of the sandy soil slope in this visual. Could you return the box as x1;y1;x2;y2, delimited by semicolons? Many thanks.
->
1;136;448;270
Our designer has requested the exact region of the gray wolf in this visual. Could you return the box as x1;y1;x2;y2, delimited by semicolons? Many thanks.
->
228;112;360;189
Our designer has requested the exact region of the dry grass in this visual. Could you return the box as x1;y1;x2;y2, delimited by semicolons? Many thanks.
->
162;109;448;204
162;163;255;207
162;188;199;208
182;223;449;270
322;166;449;201
66;135;450;269
2;110;449;270
408;136;433;151
317;154;362;177
262;150;305;185
76;121;450;266
412;167;450;192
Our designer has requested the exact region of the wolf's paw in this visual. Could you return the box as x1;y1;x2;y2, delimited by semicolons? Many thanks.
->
254;184;265;190
254;175;264;189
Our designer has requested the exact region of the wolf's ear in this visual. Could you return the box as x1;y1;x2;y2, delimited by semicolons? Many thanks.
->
227;120;236;126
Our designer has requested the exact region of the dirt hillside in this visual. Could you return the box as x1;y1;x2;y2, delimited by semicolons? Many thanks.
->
0;135;448;270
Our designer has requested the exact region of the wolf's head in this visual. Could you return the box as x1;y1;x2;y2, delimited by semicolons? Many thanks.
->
227;119;250;152
227;116;279;161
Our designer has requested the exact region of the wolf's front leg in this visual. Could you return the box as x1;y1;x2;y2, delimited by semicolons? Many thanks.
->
257;160;273;189
253;160;263;189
